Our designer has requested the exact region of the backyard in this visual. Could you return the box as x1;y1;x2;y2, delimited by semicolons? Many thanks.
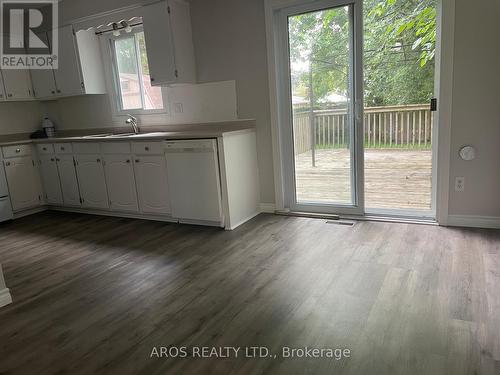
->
293;104;433;210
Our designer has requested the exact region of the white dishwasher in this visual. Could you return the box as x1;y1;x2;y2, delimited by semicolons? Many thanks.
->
164;139;223;224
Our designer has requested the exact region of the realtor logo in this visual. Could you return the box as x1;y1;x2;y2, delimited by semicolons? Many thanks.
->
0;0;58;69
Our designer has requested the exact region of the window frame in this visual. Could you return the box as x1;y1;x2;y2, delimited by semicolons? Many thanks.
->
104;25;168;119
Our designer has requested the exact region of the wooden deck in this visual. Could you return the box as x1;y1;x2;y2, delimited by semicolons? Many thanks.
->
295;149;432;210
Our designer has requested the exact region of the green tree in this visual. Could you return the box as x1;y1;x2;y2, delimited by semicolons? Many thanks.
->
288;0;436;108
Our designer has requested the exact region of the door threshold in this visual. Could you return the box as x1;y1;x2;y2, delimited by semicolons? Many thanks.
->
342;214;437;226
274;210;437;226
275;210;340;220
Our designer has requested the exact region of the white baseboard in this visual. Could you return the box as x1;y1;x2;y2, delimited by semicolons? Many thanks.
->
0;288;12;308
259;203;276;213
13;206;47;219
226;211;261;230
447;215;500;229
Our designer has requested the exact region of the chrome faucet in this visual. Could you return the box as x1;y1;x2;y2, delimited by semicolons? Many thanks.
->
126;114;139;134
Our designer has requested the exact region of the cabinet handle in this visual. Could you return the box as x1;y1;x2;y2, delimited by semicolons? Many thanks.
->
96;158;101;163
7;93;12;98
126;159;130;163
145;146;150;151
50;158;55;162
135;159;140;163
5;161;10;166
42;147;47;151
51;90;55;94
60;147;65;151
56;158;60;162
57;90;61;94
15;148;20;153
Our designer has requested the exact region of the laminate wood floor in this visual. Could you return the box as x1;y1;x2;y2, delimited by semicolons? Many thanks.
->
0;211;499;375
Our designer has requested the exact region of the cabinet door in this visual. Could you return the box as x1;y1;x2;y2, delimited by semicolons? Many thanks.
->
30;31;57;98
133;156;170;215
0;71;6;101
142;1;177;85
53;25;83;96
56;155;81;207
75;154;108;209
4;157;41;211
39;155;63;205
103;155;138;212
2;69;34;100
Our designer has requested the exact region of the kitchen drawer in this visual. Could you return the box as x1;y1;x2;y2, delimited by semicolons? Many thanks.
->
37;144;54;154
54;143;73;154
72;142;100;154
132;141;163;155
3;144;32;158
101;142;131;154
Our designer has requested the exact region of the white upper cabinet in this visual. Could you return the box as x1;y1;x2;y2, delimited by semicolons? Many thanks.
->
142;0;196;85
0;34;34;101
53;25;85;97
2;70;34;100
75;154;109;209
0;72;6;101
32;26;106;99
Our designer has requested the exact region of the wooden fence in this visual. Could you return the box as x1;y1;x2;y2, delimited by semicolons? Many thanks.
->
293;104;433;154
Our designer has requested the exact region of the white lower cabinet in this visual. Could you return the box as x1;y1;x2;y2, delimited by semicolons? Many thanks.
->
75;154;109;209
56;155;81;207
39;155;63;205
133;156;171;215
4;156;41;211
103;155;138;212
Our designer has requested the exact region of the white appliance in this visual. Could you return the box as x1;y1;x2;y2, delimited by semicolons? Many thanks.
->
0;159;13;222
164;139;223;224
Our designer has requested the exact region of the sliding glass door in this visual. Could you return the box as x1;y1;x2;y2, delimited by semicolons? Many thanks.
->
281;0;364;215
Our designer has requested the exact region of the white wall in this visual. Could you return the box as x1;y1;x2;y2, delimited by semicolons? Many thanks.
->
0;102;46;135
42;81;238;130
447;0;500;217
189;0;274;204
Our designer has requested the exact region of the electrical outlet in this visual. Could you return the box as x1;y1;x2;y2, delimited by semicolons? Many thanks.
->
173;102;183;113
455;177;465;192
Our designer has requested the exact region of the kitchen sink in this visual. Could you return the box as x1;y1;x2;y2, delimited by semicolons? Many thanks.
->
106;133;137;137
80;132;167;139
81;134;112;138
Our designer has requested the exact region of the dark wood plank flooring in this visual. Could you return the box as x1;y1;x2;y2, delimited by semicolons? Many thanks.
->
0;211;499;374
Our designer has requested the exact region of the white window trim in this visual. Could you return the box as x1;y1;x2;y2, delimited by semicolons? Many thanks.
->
99;26;171;126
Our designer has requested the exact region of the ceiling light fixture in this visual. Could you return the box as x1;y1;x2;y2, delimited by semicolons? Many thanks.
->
112;23;120;37
121;21;132;33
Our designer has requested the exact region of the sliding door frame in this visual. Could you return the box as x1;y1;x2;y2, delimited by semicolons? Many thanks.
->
265;0;454;222
268;0;364;215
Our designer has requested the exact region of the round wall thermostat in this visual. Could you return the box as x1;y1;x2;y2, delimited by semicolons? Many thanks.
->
459;145;476;161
